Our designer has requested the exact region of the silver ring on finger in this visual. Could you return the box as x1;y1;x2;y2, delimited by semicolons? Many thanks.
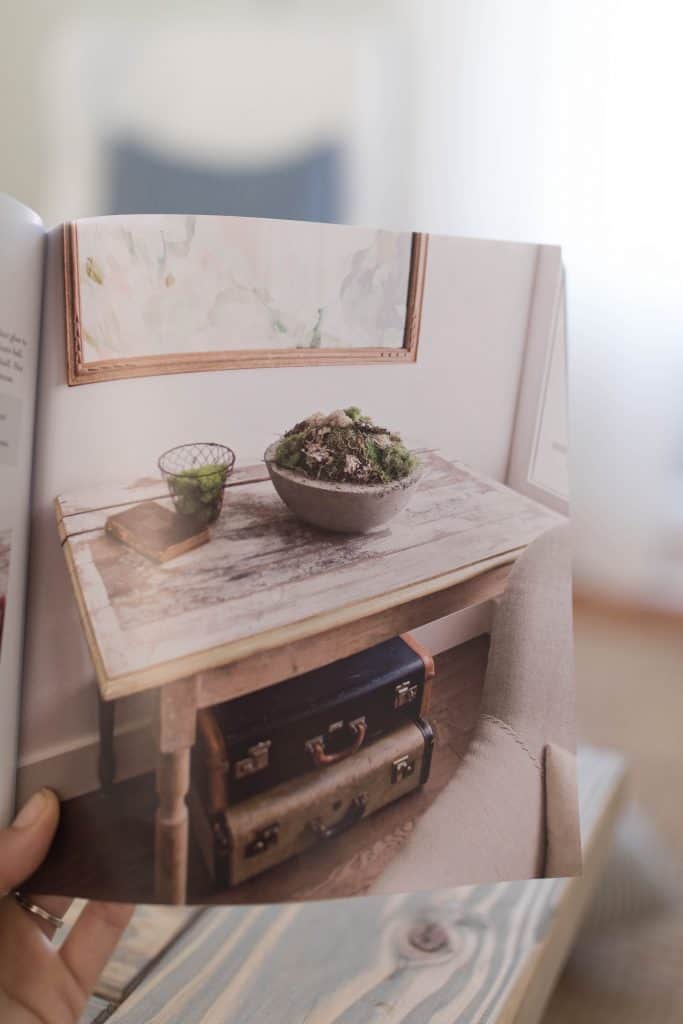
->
13;890;65;929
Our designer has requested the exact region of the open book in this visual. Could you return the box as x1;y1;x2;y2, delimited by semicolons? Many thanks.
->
1;194;575;906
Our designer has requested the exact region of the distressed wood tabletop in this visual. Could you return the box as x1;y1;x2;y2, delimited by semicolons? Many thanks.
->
56;453;561;700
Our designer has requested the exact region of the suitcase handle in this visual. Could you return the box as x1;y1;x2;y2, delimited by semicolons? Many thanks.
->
305;717;368;767
310;794;368;840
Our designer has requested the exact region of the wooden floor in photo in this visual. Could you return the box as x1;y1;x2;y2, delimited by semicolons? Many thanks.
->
79;746;626;1023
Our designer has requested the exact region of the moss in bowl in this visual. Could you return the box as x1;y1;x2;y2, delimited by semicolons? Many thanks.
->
274;407;417;485
265;409;421;533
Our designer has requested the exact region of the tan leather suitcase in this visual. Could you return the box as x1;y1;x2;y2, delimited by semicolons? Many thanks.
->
191;718;435;888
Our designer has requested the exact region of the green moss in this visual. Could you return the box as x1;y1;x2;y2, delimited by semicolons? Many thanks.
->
168;462;229;523
274;408;417;485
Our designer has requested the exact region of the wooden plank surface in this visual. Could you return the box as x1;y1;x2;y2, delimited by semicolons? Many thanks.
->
57;454;561;697
103;748;626;1024
80;995;111;1022
59;903;201;1003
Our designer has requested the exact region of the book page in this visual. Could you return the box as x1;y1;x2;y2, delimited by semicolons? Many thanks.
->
18;216;576;905
0;195;44;826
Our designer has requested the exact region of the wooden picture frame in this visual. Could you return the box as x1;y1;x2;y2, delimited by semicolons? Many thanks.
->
64;222;428;385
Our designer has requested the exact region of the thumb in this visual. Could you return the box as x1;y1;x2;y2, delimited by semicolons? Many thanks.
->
0;788;60;894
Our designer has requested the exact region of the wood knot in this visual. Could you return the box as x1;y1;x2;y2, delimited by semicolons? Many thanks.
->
407;920;451;954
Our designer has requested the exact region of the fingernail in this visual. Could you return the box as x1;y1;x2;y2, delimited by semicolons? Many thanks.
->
12;789;49;830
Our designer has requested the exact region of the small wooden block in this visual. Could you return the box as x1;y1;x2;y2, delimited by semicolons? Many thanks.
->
106;501;209;563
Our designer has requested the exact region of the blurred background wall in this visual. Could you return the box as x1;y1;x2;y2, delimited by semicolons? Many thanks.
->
2;0;681;610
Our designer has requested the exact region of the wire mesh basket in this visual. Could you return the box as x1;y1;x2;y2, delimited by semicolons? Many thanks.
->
158;443;236;525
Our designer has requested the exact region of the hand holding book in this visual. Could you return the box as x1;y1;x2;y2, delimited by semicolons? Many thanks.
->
0;789;133;1023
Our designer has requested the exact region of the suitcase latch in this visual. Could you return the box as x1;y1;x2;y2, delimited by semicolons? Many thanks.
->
392;754;416;783
234;740;272;780
394;680;419;708
245;823;279;858
211;814;231;853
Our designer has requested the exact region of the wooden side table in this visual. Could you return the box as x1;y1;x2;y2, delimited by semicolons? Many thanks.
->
56;453;562;903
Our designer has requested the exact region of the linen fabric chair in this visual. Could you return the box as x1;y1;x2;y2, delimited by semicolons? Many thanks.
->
370;524;580;892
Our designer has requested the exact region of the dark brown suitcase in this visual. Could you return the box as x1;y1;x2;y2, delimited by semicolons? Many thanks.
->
191;718;435;888
194;633;435;807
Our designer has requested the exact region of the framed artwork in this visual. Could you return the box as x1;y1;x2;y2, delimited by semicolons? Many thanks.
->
64;215;428;384
507;244;569;515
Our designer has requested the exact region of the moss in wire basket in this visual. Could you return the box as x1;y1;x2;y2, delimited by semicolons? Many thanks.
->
274;407;417;485
169;463;229;523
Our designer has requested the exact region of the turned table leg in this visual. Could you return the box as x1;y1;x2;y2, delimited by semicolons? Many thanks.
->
97;694;116;793
154;677;198;905
155;748;191;904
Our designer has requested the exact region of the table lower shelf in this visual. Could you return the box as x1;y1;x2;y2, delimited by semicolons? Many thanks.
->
27;638;488;903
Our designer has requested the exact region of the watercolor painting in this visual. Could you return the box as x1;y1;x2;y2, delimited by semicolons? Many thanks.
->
67;215;427;383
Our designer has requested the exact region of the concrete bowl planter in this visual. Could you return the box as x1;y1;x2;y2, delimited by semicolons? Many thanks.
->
264;441;422;534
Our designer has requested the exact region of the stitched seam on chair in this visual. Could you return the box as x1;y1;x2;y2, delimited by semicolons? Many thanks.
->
480;714;543;771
